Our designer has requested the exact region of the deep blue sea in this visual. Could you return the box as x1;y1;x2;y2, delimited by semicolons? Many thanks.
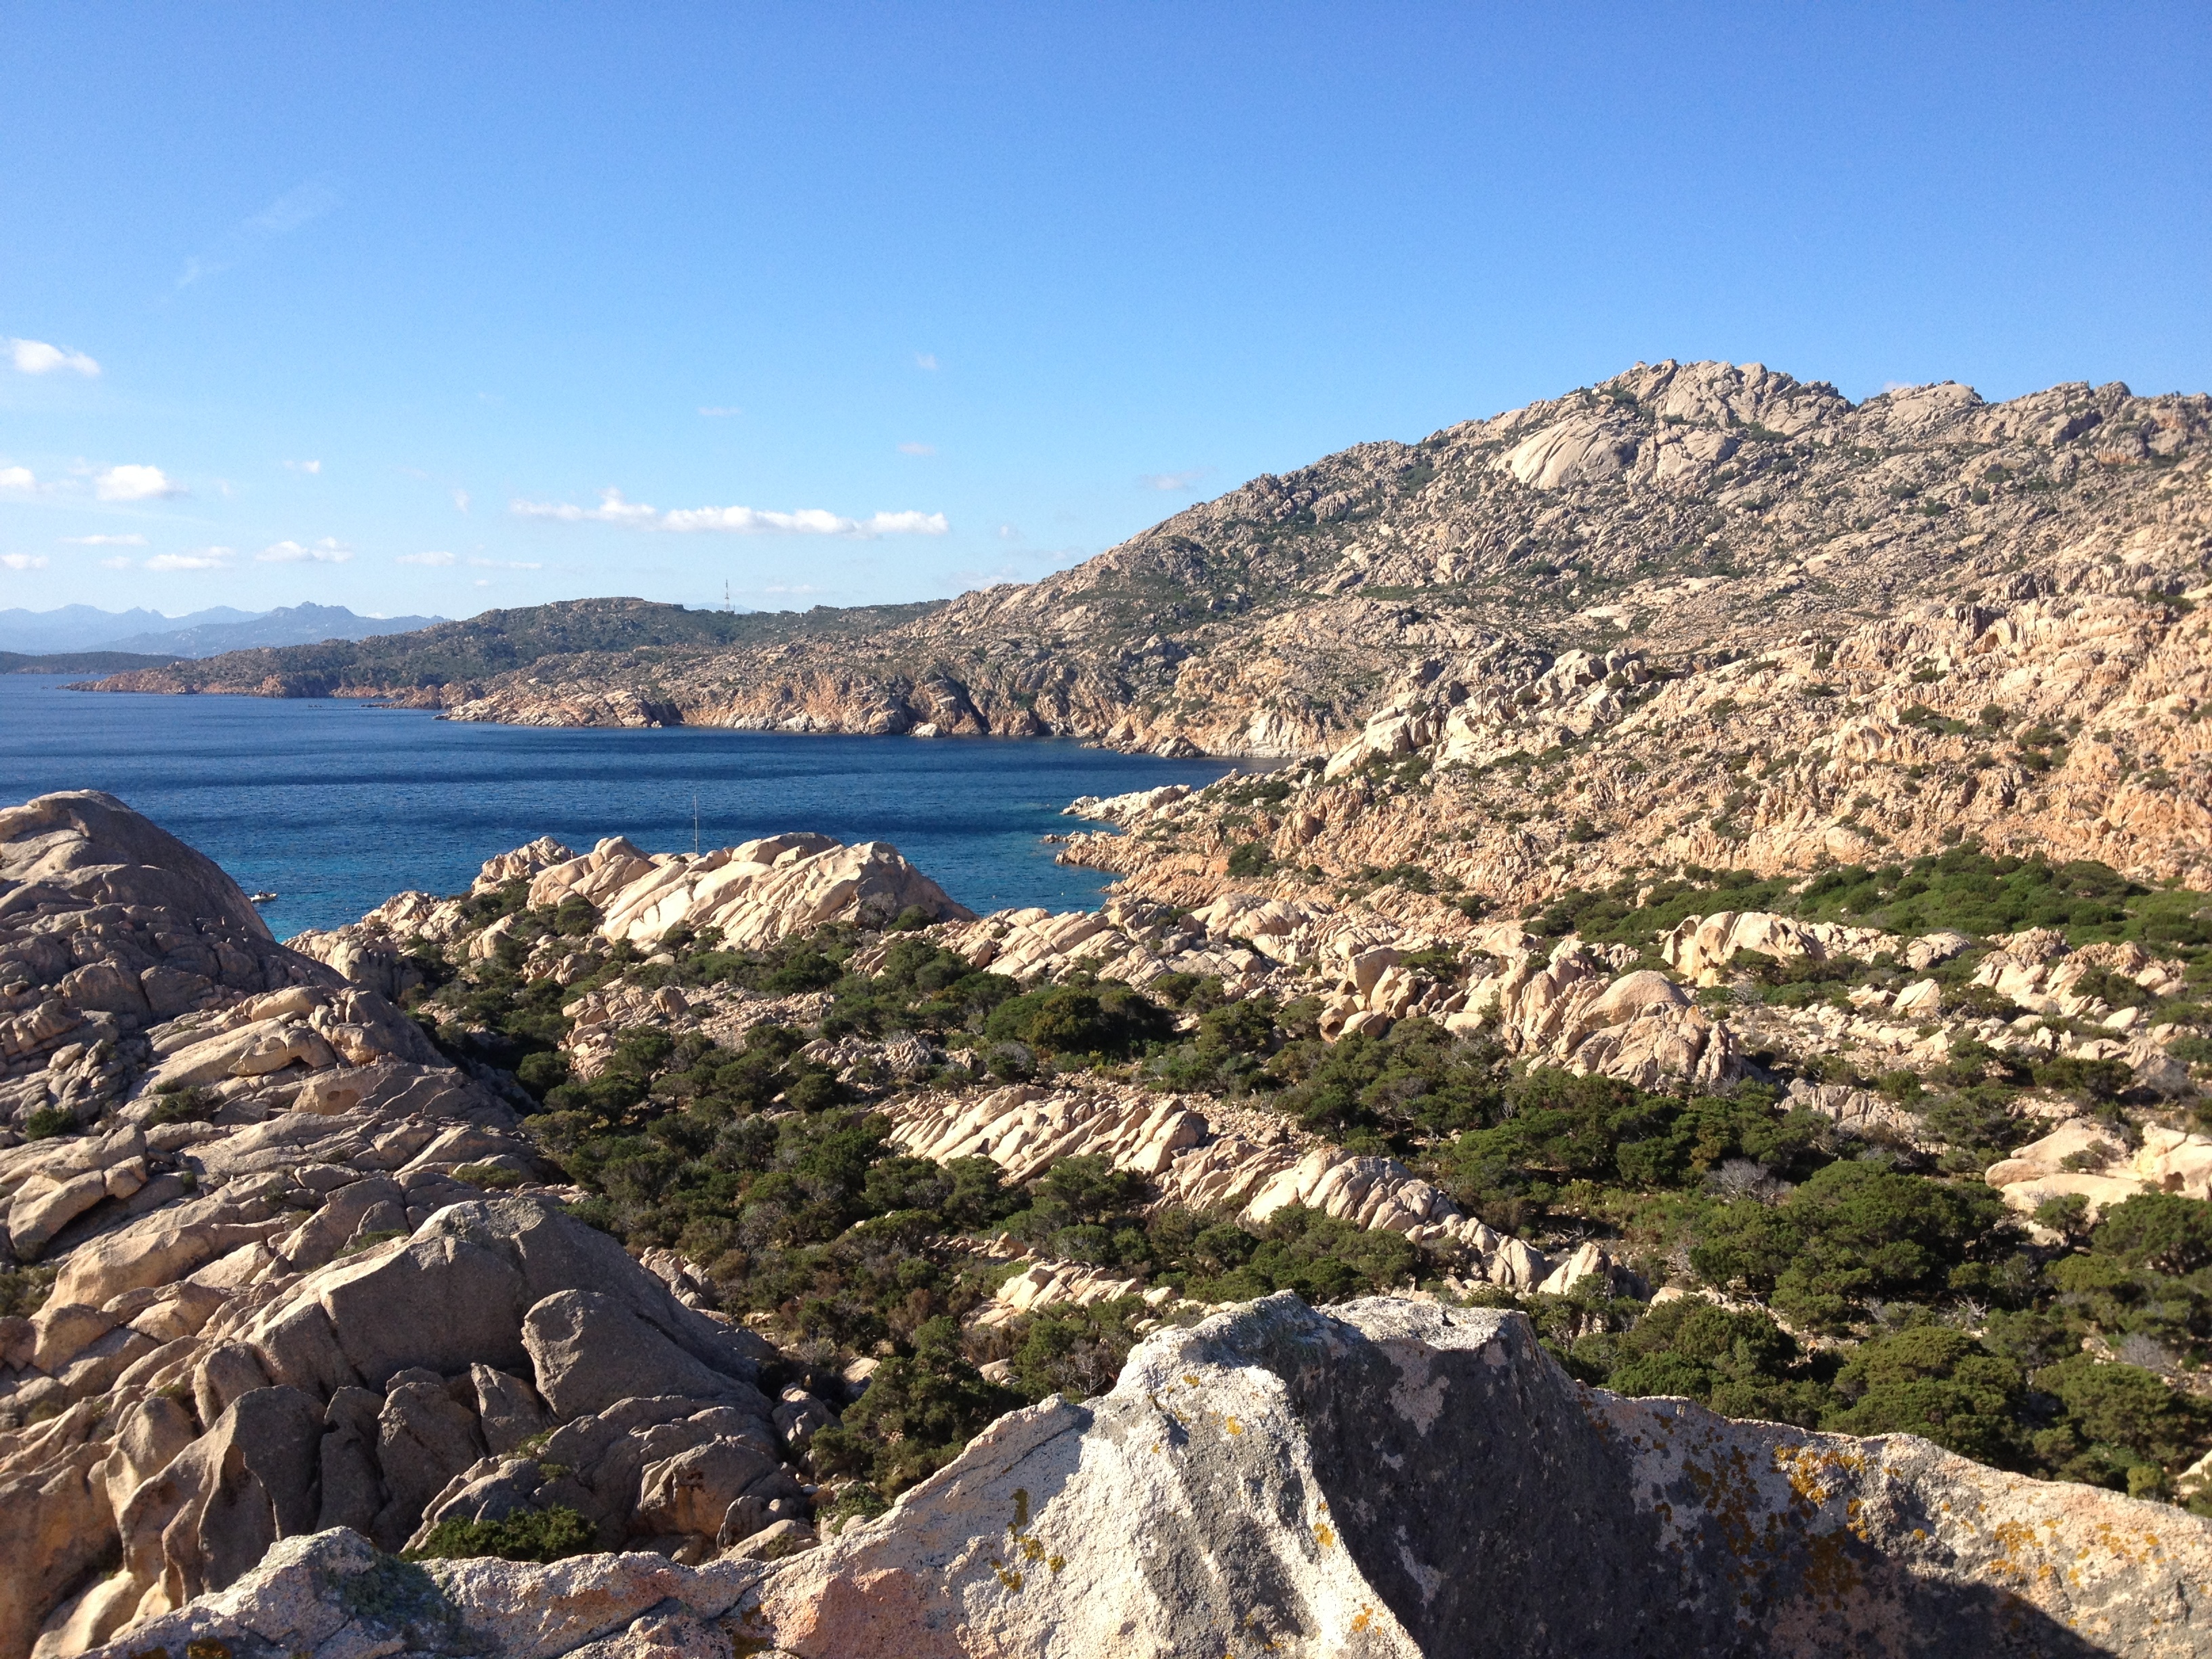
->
0;677;1242;935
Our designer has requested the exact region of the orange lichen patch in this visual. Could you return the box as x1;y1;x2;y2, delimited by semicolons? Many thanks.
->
1224;1416;1244;1436
1800;1530;1866;1610
1313;1522;1336;1549
1349;1606;1373;1633
1774;1443;1867;1511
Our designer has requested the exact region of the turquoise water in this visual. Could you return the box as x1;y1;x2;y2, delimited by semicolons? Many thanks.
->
0;677;1240;935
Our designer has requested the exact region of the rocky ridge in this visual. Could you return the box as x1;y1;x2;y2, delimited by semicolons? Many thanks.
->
79;364;2210;794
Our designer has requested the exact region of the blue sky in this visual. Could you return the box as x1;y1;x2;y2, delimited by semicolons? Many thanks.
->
2;3;2206;619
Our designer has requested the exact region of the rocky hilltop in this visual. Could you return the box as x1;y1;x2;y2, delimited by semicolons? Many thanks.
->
80;361;2210;763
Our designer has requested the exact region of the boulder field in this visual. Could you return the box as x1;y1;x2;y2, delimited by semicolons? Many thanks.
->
89;1298;2212;1659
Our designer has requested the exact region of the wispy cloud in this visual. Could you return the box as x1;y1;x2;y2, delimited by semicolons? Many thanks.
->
914;352;939;371
1139;468;1207;492
897;441;936;457
512;487;947;538
451;487;470;514
98;556;134;570
178;176;340;288
9;338;99;377
258;537;351;564
146;548;232;572
470;556;542;570
699;406;743;418
398;550;456;567
284;459;322;474
1;553;48;571
0;466;36;493
96;464;184;502
62;533;147;547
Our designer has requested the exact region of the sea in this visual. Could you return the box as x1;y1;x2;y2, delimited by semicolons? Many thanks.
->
0;676;1246;936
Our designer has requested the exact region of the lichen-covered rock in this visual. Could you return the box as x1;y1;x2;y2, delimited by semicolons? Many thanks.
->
82;1296;2212;1658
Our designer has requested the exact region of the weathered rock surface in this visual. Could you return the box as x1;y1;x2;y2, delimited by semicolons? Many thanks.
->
527;832;971;948
0;791;441;1143
0;797;823;1659
85;1296;2212;1658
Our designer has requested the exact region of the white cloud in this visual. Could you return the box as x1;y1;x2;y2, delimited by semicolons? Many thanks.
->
468;557;542;570
258;537;352;564
1140;468;1207;492
9;338;100;377
698;406;742;417
98;556;133;569
513;487;947;538
914;353;939;371
397;550;457;567
0;466;36;493
451;487;470;513
146;548;232;572
179;176;340;288
285;459;322;474
96;464;184;501
898;441;936;456
1;553;49;571
251;178;340;235
512;487;659;527
61;533;147;546
858;510;950;536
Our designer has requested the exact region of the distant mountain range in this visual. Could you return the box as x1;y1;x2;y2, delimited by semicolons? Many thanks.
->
0;602;445;658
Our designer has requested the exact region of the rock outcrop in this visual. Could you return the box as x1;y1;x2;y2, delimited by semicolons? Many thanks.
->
91;1297;2212;1658
0;796;835;1659
522;832;971;948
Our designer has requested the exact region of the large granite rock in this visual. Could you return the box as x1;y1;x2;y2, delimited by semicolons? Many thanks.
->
77;1296;2212;1658
754;1295;2212;1656
526;832;972;949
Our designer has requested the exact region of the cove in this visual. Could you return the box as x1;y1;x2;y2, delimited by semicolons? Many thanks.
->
0;676;1242;934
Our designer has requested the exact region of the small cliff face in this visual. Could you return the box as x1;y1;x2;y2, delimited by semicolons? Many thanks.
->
88;1298;2212;1659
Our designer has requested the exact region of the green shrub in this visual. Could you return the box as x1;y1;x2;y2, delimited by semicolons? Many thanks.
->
1690;1161;2006;1330
0;1264;58;1319
821;1317;1023;1495
1822;1326;2026;1467
21;1105;76;1141
1226;842;1273;878
983;981;1173;1061
1599;1298;1825;1427
405;1504;595;1563
2093;1193;2212;1275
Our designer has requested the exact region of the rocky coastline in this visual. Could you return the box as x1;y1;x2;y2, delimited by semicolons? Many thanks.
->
4;354;2209;1656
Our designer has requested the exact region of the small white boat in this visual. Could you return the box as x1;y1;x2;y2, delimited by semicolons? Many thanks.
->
247;891;279;904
